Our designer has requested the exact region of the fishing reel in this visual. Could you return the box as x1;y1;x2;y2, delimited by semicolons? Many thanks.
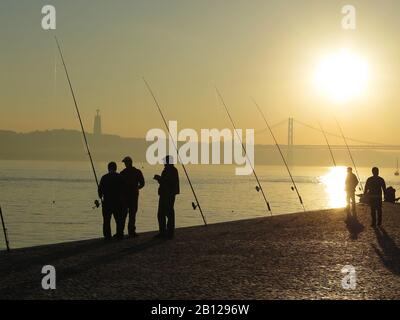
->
92;199;101;210
192;202;198;210
255;186;261;192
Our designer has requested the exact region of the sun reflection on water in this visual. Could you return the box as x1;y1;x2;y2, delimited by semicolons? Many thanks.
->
319;166;347;208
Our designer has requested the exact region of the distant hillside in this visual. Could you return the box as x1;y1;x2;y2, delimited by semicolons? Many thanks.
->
0;129;148;162
0;129;399;167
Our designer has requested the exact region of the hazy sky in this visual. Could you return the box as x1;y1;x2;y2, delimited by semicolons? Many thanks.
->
1;0;400;145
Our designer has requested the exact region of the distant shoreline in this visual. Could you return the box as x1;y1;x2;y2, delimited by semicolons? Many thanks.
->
1;129;400;166
0;158;397;170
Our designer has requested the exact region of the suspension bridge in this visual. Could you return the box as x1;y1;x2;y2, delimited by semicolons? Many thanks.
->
255;118;399;150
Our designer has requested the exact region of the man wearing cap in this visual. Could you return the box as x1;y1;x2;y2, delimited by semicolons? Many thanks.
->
345;167;359;218
153;155;180;239
120;156;145;238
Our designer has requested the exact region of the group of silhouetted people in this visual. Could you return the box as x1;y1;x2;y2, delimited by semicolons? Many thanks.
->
98;161;395;239
98;155;179;240
345;166;394;228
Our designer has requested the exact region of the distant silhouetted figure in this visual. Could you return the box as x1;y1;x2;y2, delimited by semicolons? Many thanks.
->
364;167;386;227
98;162;124;240
120;156;145;238
153;155;180;239
345;167;359;217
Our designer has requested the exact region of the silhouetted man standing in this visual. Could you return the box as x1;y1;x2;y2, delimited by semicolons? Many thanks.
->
364;167;386;227
98;162;124;240
154;155;180;239
120;156;145;238
345;167;359;217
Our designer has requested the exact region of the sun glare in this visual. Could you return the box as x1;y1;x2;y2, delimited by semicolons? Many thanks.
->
319;166;347;208
314;49;369;103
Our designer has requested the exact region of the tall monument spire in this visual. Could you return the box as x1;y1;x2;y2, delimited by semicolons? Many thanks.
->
93;109;102;136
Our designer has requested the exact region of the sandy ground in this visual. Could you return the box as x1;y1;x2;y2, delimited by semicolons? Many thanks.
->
0;203;400;300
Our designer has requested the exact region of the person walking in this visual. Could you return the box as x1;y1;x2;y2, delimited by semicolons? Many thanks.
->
364;167;386;227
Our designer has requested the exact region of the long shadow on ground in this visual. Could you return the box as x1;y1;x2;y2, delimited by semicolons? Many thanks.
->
345;215;365;240
373;227;400;275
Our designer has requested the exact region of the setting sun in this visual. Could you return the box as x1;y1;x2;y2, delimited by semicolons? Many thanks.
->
314;49;369;103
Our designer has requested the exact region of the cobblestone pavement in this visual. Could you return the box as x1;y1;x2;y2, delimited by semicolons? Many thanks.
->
0;204;399;299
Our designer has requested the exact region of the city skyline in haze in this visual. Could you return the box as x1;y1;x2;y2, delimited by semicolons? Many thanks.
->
2;0;400;145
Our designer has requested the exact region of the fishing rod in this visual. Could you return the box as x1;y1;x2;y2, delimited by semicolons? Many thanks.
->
252;99;305;212
55;37;101;208
143;78;207;226
215;88;272;215
335;118;364;191
52;42;58;205
0;206;10;252
318;122;337;167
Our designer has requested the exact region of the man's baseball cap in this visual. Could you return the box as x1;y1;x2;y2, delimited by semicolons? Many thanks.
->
122;156;133;164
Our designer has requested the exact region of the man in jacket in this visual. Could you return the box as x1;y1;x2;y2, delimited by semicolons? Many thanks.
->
345;167;359;217
364;167;386;227
120;156;145;238
153;155;180;239
98;162;124;240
